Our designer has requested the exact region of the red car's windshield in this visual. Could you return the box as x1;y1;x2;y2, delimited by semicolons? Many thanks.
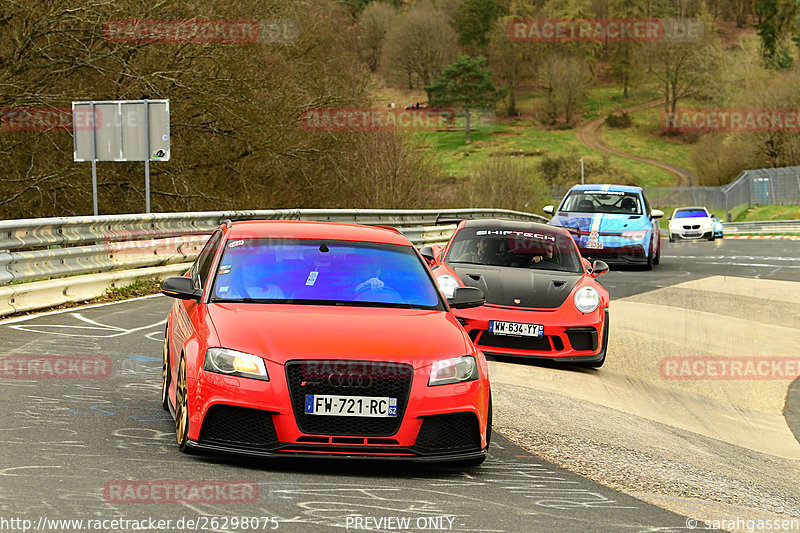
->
210;238;442;309
445;228;583;273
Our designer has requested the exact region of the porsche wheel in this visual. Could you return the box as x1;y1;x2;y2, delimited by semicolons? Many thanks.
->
175;356;191;452
161;330;171;411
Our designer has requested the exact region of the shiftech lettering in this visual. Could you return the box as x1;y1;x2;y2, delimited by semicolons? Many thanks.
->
476;230;557;241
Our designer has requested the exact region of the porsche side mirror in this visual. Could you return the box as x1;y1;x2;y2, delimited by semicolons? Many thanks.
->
543;205;555;214
161;277;202;301
651;209;664;219
419;246;436;265
590;260;609;277
448;286;485;309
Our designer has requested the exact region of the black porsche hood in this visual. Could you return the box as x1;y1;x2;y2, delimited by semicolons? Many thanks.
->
451;265;581;309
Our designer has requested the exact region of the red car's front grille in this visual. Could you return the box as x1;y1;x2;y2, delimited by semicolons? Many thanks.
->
285;360;413;437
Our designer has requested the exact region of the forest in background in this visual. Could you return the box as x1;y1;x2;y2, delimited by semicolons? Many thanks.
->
2;0;800;218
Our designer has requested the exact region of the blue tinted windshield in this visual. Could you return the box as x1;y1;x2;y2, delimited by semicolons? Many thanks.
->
674;209;709;218
211;239;441;309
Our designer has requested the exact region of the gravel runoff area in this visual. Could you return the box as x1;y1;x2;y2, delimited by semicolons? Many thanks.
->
489;276;800;533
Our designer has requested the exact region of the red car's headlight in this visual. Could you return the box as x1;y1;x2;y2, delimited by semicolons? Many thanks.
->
429;356;478;386
204;348;269;381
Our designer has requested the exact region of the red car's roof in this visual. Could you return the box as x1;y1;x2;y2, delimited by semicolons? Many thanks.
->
226;220;410;245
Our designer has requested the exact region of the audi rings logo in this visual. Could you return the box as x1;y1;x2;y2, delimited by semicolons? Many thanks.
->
327;373;373;389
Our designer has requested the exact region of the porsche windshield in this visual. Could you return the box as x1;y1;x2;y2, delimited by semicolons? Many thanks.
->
211;239;441;309
560;190;642;214
445;229;583;273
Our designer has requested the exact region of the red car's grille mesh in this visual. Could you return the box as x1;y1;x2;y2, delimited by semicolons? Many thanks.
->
198;405;278;449
414;413;481;452
285;360;413;436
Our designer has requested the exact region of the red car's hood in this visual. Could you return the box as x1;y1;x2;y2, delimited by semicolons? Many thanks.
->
206;303;472;367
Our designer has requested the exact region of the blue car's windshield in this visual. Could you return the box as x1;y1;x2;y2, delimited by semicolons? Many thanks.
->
559;190;642;215
210;239;442;309
673;209;709;218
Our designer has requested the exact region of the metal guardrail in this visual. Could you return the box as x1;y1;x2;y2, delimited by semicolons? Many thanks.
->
0;208;548;317
723;220;800;234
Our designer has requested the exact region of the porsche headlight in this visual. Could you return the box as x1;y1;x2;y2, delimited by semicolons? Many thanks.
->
429;356;478;386
204;348;269;381
436;275;460;299
573;286;600;313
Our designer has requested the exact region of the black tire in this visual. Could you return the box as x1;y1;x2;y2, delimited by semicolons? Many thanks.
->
161;329;171;411
644;250;654;270
707;233;715;241
175;356;192;453
653;243;661;265
668;234;675;242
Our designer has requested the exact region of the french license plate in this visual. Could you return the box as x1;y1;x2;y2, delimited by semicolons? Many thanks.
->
684;231;700;237
304;395;397;417
489;320;543;337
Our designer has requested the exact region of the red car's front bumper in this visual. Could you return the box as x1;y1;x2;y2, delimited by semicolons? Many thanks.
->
454;304;608;363
180;360;490;461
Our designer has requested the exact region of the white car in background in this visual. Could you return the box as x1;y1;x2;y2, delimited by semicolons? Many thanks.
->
668;207;716;241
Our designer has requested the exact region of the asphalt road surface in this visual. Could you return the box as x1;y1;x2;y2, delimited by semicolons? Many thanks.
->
2;237;797;533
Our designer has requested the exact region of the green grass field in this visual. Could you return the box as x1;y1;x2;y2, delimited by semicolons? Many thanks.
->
413;86;683;186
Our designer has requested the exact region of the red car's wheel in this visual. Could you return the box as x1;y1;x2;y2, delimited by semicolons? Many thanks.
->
161;330;171;412
175;356;191;452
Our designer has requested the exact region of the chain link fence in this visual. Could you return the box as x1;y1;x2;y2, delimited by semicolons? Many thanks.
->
550;166;800;222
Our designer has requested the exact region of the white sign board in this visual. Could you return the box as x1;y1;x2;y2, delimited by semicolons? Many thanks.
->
73;100;169;162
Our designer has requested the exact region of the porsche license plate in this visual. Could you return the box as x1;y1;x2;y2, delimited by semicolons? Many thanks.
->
489;320;543;337
304;395;397;417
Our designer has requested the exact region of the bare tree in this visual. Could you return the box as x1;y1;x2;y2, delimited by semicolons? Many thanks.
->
463;157;551;212
380;5;459;89
538;55;592;127
649;16;722;114
357;1;397;72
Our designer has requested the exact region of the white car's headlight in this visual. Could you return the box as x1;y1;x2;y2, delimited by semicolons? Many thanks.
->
436;275;460;299
574;286;600;313
429;356;478;386
204;348;269;381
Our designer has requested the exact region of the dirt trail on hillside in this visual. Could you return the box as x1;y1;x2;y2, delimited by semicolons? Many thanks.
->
577;99;698;186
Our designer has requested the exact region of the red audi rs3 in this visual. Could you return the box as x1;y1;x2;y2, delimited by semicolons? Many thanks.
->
422;219;610;367
160;220;491;465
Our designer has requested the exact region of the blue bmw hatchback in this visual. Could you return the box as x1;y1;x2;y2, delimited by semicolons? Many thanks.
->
544;184;664;270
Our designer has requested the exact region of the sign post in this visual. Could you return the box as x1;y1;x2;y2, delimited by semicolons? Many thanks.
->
73;99;169;215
